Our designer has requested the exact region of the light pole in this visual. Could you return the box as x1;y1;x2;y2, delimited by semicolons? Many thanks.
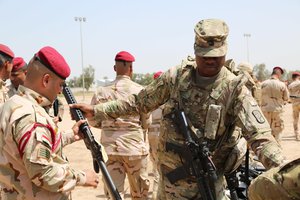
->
74;16;86;101
243;33;251;62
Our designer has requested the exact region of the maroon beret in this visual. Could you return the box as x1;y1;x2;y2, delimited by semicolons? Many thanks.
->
35;46;70;79
115;51;135;62
0;44;14;58
12;57;27;72
153;71;163;79
292;71;300;77
273;66;284;74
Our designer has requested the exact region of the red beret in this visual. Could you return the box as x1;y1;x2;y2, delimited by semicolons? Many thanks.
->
273;66;284;74
35;46;70;79
115;51;135;62
153;71;163;79
12;57;27;72
292;71;300;76
0;44;14;58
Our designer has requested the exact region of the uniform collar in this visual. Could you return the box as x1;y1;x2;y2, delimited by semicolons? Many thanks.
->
17;85;52;107
115;75;131;80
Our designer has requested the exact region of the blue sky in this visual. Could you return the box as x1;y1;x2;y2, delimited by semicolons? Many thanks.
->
1;0;300;80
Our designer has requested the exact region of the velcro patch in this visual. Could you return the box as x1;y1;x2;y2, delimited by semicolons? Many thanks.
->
37;148;51;160
252;110;265;124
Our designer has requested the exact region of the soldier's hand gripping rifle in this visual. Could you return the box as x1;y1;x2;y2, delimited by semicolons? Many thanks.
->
62;84;122;200
172;110;217;200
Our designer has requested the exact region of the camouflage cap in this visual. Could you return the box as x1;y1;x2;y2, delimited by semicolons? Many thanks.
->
237;61;253;73
194;19;229;57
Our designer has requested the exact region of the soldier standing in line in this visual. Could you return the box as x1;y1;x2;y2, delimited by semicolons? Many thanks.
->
261;66;289;143
0;46;99;200
288;71;300;141
71;19;286;200
0;44;14;104
90;51;151;199
7;57;28;97
148;71;163;200
0;44;14;200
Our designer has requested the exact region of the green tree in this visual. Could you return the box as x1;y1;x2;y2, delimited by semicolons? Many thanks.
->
253;63;270;81
132;73;154;85
78;65;95;91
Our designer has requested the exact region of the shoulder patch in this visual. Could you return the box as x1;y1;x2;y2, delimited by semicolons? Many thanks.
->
252;110;265;124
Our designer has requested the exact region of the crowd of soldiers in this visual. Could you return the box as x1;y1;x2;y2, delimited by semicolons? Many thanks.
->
0;18;299;200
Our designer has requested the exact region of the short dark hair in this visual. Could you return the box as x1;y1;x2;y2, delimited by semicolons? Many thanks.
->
0;53;13;66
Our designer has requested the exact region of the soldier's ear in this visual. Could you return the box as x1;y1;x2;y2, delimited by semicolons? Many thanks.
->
42;73;51;87
113;65;116;72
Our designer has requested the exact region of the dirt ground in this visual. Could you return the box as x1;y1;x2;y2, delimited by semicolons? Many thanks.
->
59;96;300;200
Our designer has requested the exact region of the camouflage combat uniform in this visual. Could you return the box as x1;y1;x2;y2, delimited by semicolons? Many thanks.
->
248;157;300;200
91;57;285;200
261;77;289;142
147;106;162;200
0;85;86;200
7;83;17;98
288;79;300;140
90;75;151;199
0;80;8;105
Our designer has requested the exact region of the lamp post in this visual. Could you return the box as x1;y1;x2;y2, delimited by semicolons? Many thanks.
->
74;16;86;101
243;33;251;62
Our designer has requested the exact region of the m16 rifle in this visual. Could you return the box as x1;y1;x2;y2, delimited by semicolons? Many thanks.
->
62;84;122;200
166;110;217;200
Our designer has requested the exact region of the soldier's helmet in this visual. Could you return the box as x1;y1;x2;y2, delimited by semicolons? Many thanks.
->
194;19;229;57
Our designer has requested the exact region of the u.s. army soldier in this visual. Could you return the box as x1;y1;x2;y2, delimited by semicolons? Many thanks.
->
71;19;285;200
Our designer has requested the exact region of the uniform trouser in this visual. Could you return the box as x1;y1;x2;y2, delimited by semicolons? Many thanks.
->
157;166;229;200
104;155;149;200
292;104;300;138
262;111;284;142
248;158;300;200
148;132;160;200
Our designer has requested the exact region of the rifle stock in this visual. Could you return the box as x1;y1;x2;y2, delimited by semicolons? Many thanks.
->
62;84;122;200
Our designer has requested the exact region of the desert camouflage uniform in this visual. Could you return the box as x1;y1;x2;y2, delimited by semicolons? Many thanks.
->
147;106;162;200
90;75;151;200
0;85;86;200
91;57;285;200
0;80;8;105
288;80;300;140
7;83;17;98
248;157;300;200
261;77;289;142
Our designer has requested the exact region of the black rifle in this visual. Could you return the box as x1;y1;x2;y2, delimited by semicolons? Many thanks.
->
53;98;59;117
62;84;122;200
225;172;239;200
171;110;217;200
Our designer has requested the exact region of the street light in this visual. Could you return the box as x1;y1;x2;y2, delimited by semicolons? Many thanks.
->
74;16;86;101
243;33;251;62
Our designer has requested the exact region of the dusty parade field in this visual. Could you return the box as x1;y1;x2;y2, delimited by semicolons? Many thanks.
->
59;95;300;200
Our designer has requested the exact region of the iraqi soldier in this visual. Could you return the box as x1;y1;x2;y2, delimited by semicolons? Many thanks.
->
248;157;300;200
8;57;28;97
148;71;163;200
70;19;285;200
0;46;99;200
261;66;289;142
0;43;14;104
90;51;151;199
288;71;300;141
